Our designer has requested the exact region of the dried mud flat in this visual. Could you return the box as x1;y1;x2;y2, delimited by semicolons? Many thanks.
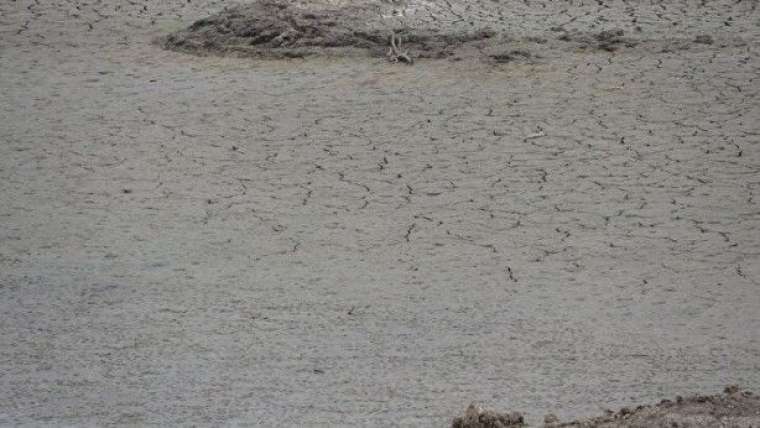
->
2;0;760;426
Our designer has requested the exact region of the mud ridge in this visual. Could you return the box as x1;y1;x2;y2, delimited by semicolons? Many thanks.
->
159;0;745;62
158;0;500;60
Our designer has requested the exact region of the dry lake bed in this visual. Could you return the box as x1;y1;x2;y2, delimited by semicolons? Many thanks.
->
1;0;759;426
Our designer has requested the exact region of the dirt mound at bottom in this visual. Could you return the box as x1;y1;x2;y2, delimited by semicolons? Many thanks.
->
452;386;760;428
452;403;525;428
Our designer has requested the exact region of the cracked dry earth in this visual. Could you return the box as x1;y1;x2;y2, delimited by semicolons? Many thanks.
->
1;0;760;426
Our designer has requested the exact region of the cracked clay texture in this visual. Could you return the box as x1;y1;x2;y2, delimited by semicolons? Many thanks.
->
1;0;759;426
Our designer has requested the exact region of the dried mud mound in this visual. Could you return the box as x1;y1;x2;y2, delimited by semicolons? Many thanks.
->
452;387;760;428
159;0;496;59
161;1;383;58
452;403;525;428
159;0;754;61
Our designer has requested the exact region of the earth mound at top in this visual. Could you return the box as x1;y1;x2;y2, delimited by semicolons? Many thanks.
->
158;0;498;60
159;0;751;61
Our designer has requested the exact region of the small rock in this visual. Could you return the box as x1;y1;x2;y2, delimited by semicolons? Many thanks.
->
724;385;740;394
694;34;714;44
596;29;624;42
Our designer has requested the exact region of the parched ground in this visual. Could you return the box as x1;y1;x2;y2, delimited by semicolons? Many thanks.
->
1;0;759;426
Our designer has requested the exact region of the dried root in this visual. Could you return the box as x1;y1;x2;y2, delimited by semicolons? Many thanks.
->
387;32;413;64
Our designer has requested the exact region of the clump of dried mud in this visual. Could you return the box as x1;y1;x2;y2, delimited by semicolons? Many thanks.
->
159;0;744;62
453;387;760;428
161;0;382;58
452;403;525;428
158;0;497;60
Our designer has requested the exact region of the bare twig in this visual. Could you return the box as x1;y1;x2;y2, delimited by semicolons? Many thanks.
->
387;31;413;64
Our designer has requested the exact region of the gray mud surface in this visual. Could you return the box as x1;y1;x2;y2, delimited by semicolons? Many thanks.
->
2;0;760;426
